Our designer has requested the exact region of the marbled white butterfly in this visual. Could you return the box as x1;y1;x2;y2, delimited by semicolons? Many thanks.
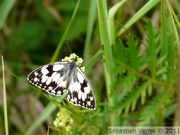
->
27;53;96;110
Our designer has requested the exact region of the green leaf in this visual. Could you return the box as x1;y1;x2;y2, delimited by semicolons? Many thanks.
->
127;34;140;70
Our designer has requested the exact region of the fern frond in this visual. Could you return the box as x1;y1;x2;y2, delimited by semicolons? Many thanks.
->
118;82;150;113
127;34;141;70
137;88;173;126
110;18;176;126
145;20;160;78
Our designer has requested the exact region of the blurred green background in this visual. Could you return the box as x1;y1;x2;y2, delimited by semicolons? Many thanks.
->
0;0;180;135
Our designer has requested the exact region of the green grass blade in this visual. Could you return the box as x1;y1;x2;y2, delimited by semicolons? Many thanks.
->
83;0;97;63
108;0;126;45
2;56;9;135
97;0;118;125
166;0;180;55
25;102;56;135
96;0;113;71
117;0;160;36
85;50;101;73
0;0;16;30
51;0;81;62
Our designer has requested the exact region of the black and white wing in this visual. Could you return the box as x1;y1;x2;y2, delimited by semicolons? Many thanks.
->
27;62;69;96
27;54;96;110
66;66;96;110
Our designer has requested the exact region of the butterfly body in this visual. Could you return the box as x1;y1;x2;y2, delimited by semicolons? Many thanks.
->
27;53;96;110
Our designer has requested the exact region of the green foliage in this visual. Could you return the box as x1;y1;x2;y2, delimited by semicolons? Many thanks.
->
0;0;179;134
111;19;177;125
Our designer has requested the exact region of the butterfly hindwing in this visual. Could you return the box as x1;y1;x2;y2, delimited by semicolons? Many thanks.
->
66;67;96;110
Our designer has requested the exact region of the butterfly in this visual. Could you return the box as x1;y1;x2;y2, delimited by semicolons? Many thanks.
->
27;53;96;110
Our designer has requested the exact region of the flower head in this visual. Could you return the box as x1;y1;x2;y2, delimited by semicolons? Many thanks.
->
62;53;85;72
54;108;73;132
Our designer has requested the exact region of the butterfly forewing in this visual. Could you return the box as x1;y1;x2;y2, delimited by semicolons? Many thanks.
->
27;54;96;110
27;62;69;96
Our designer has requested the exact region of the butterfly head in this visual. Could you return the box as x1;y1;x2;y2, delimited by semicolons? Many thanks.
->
62;53;85;72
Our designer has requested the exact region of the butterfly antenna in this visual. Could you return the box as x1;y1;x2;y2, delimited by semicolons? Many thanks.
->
64;40;72;54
